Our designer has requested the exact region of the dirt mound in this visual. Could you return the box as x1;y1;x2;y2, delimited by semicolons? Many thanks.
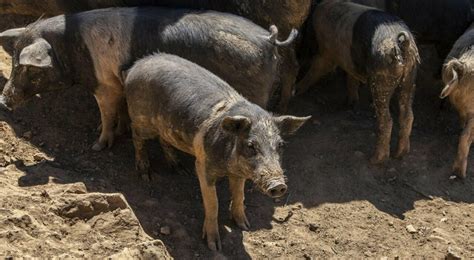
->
0;126;170;258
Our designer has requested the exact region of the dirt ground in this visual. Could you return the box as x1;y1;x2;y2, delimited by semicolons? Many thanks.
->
0;25;473;259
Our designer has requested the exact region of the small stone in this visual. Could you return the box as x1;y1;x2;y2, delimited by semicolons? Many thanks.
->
23;131;33;139
354;151;365;158
274;198;282;203
446;246;462;260
160;226;171;235
387;168;397;174
39;142;45;147
406;224;417;233
308;223;319;232
3;155;11;163
33;153;46;162
223;225;232;233
440;217;448;223
388;220;394;227
449;175;457;180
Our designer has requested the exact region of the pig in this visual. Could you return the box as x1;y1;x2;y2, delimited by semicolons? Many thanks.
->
352;0;472;60
0;0;312;113
439;23;474;178
295;0;420;164
123;53;310;251
0;7;297;151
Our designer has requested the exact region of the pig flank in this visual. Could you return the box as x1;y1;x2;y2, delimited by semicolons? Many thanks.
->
124;53;310;251
440;23;474;178
296;0;419;164
0;7;298;150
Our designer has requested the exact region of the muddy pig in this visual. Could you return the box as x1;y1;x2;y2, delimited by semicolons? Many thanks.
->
295;0;420;164
0;7;297;151
352;0;472;60
439;23;474;178
124;53;310;251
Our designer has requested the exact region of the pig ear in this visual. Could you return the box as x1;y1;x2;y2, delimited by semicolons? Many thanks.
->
19;38;53;68
0;27;26;52
222;116;251;135
440;59;464;99
274;115;312;136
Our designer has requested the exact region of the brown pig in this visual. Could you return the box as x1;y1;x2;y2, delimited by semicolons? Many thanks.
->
440;23;474;178
123;53;311;251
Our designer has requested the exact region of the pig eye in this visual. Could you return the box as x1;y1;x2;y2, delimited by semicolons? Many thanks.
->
246;141;258;156
277;141;285;152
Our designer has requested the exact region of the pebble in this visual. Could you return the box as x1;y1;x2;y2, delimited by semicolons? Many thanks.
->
446;246;462;260
160;226;171;235
308;223;319;232
354;151;365;158
387;168;397;174
406;224;417;234
22;131;33;139
223;225;232;233
33;153;46;162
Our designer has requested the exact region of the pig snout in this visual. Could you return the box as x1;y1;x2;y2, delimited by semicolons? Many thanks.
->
266;181;288;198
0;95;12;111
0;82;24;111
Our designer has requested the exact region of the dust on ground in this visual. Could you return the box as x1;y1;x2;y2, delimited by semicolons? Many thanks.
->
0;21;473;259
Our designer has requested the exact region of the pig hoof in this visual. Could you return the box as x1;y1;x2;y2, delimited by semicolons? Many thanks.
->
92;141;106;151
203;222;221;251
452;162;467;179
232;209;250;231
369;154;388;165
140;172;151;182
233;215;250;231
136;161;151;181
394;149;408;159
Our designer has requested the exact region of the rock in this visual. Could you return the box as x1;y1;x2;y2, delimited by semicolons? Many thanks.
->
33;153;46;162
308;223;319;232
406;224;417;233
354;151;365;158
387;168;397;174
3;155;11;164
224;225;232;233
160;226;171;235
446;246;462;260
22;131;33;139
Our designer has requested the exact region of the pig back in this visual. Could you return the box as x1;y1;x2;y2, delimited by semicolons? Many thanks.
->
125;53;244;152
68;7;278;106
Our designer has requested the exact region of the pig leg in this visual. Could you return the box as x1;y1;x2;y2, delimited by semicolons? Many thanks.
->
92;86;122;151
369;76;395;164
395;70;416;158
132;129;151;181
347;75;360;109
159;138;192;175
294;54;335;95
276;48;299;113
452;118;474;178
115;98;129;136
196;160;221;251
229;177;250;230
